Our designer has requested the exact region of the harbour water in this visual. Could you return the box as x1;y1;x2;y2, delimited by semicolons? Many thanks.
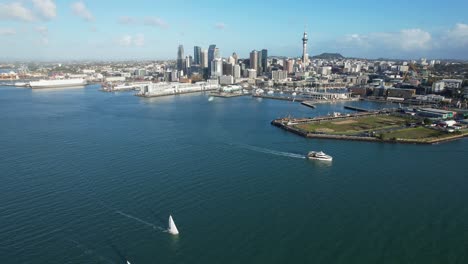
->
1;85;467;263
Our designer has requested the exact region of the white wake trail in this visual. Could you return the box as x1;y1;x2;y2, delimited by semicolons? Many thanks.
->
240;144;306;159
115;211;165;231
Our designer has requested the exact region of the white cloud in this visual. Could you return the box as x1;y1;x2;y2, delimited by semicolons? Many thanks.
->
32;0;56;20
214;22;226;30
0;28;16;36
118;16;135;25
0;2;36;22
71;1;93;22
446;23;468;46
118;34;145;47
144;17;168;28
343;28;432;51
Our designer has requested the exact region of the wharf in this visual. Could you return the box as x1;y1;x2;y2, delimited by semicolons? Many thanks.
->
301;101;316;109
136;90;214;98
344;105;371;112
211;92;249;98
252;94;305;102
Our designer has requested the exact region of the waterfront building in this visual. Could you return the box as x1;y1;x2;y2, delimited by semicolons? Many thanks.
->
272;70;288;81
194;46;202;65
248;69;257;79
220;75;234;85
177;45;185;71
223;62;233;76
250;50;258;72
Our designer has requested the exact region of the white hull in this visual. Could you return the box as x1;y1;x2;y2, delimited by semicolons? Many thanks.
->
307;151;333;161
29;79;87;89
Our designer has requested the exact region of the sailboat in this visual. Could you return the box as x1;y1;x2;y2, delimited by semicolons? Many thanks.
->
127;261;131;264
168;215;179;235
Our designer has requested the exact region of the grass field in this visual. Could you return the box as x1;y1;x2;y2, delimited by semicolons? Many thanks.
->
380;127;447;140
295;115;410;134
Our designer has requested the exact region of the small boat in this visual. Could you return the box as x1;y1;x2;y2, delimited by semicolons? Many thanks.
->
127;261;131;264
168;215;179;235
208;96;214;102
307;151;333;161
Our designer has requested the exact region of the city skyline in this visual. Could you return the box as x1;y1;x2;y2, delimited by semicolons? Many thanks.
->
0;0;468;60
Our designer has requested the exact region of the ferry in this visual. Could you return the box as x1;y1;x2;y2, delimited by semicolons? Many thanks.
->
29;79;87;89
307;151;333;161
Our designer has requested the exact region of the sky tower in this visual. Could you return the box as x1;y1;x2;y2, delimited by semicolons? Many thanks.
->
302;30;309;64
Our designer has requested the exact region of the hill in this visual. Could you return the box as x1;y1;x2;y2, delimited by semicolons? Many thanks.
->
312;53;345;60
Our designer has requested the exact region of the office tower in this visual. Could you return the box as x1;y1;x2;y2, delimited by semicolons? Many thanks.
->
201;49;208;68
232;52;238;64
250;50;258;71
214;48;220;59
228;56;236;65
257;51;263;74
284;59;294;74
210;58;223;78
177;45;184;71
194;46;202;65
261;49;268;73
233;64;241;79
223;62;233;76
208;44;216;73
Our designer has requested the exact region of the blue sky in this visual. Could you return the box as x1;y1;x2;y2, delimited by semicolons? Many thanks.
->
0;0;468;60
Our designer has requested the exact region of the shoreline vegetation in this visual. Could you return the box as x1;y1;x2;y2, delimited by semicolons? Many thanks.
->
272;113;468;145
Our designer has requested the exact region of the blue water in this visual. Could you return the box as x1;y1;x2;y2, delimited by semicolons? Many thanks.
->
0;85;467;263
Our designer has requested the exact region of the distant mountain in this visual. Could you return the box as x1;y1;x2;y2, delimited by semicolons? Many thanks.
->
312;53;345;59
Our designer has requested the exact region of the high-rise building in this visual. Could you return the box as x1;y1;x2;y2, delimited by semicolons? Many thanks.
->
177;45;184;71
228;56;236;65
208;44;216;73
302;31;309;65
250;50;258;72
214;48;220;59
232;52;238;64
201;49;208;68
211;58;223;78
194;46;202;65
233;64;241;79
257;51;263;74
261;49;268;73
284;59;294;74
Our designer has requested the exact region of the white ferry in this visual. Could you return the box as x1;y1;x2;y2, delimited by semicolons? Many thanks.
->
307;151;333;161
29;79;87;89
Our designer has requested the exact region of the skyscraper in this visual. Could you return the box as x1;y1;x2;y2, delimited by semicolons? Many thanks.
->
194;46;201;65
261;49;268;73
201;49;208;68
250;50;258;72
257;51;263;74
177;45;184;71
208;44;216;73
211;58;223;78
214;48;220;59
302;31;308;65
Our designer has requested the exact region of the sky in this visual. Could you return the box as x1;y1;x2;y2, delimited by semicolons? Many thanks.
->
0;0;468;61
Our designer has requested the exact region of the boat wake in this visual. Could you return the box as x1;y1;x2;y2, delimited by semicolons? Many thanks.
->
239;144;305;159
115;211;165;232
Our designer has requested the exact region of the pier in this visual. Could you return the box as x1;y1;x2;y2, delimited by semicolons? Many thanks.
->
301;101;316;109
344;105;371;112
252;94;305;102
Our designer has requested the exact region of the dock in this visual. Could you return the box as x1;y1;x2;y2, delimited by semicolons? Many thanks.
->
211;92;249;98
301;101;316;109
252;94;305;102
344;105;371;112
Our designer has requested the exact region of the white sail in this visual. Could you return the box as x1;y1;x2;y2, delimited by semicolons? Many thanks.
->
168;215;179;235
127;261;131;264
